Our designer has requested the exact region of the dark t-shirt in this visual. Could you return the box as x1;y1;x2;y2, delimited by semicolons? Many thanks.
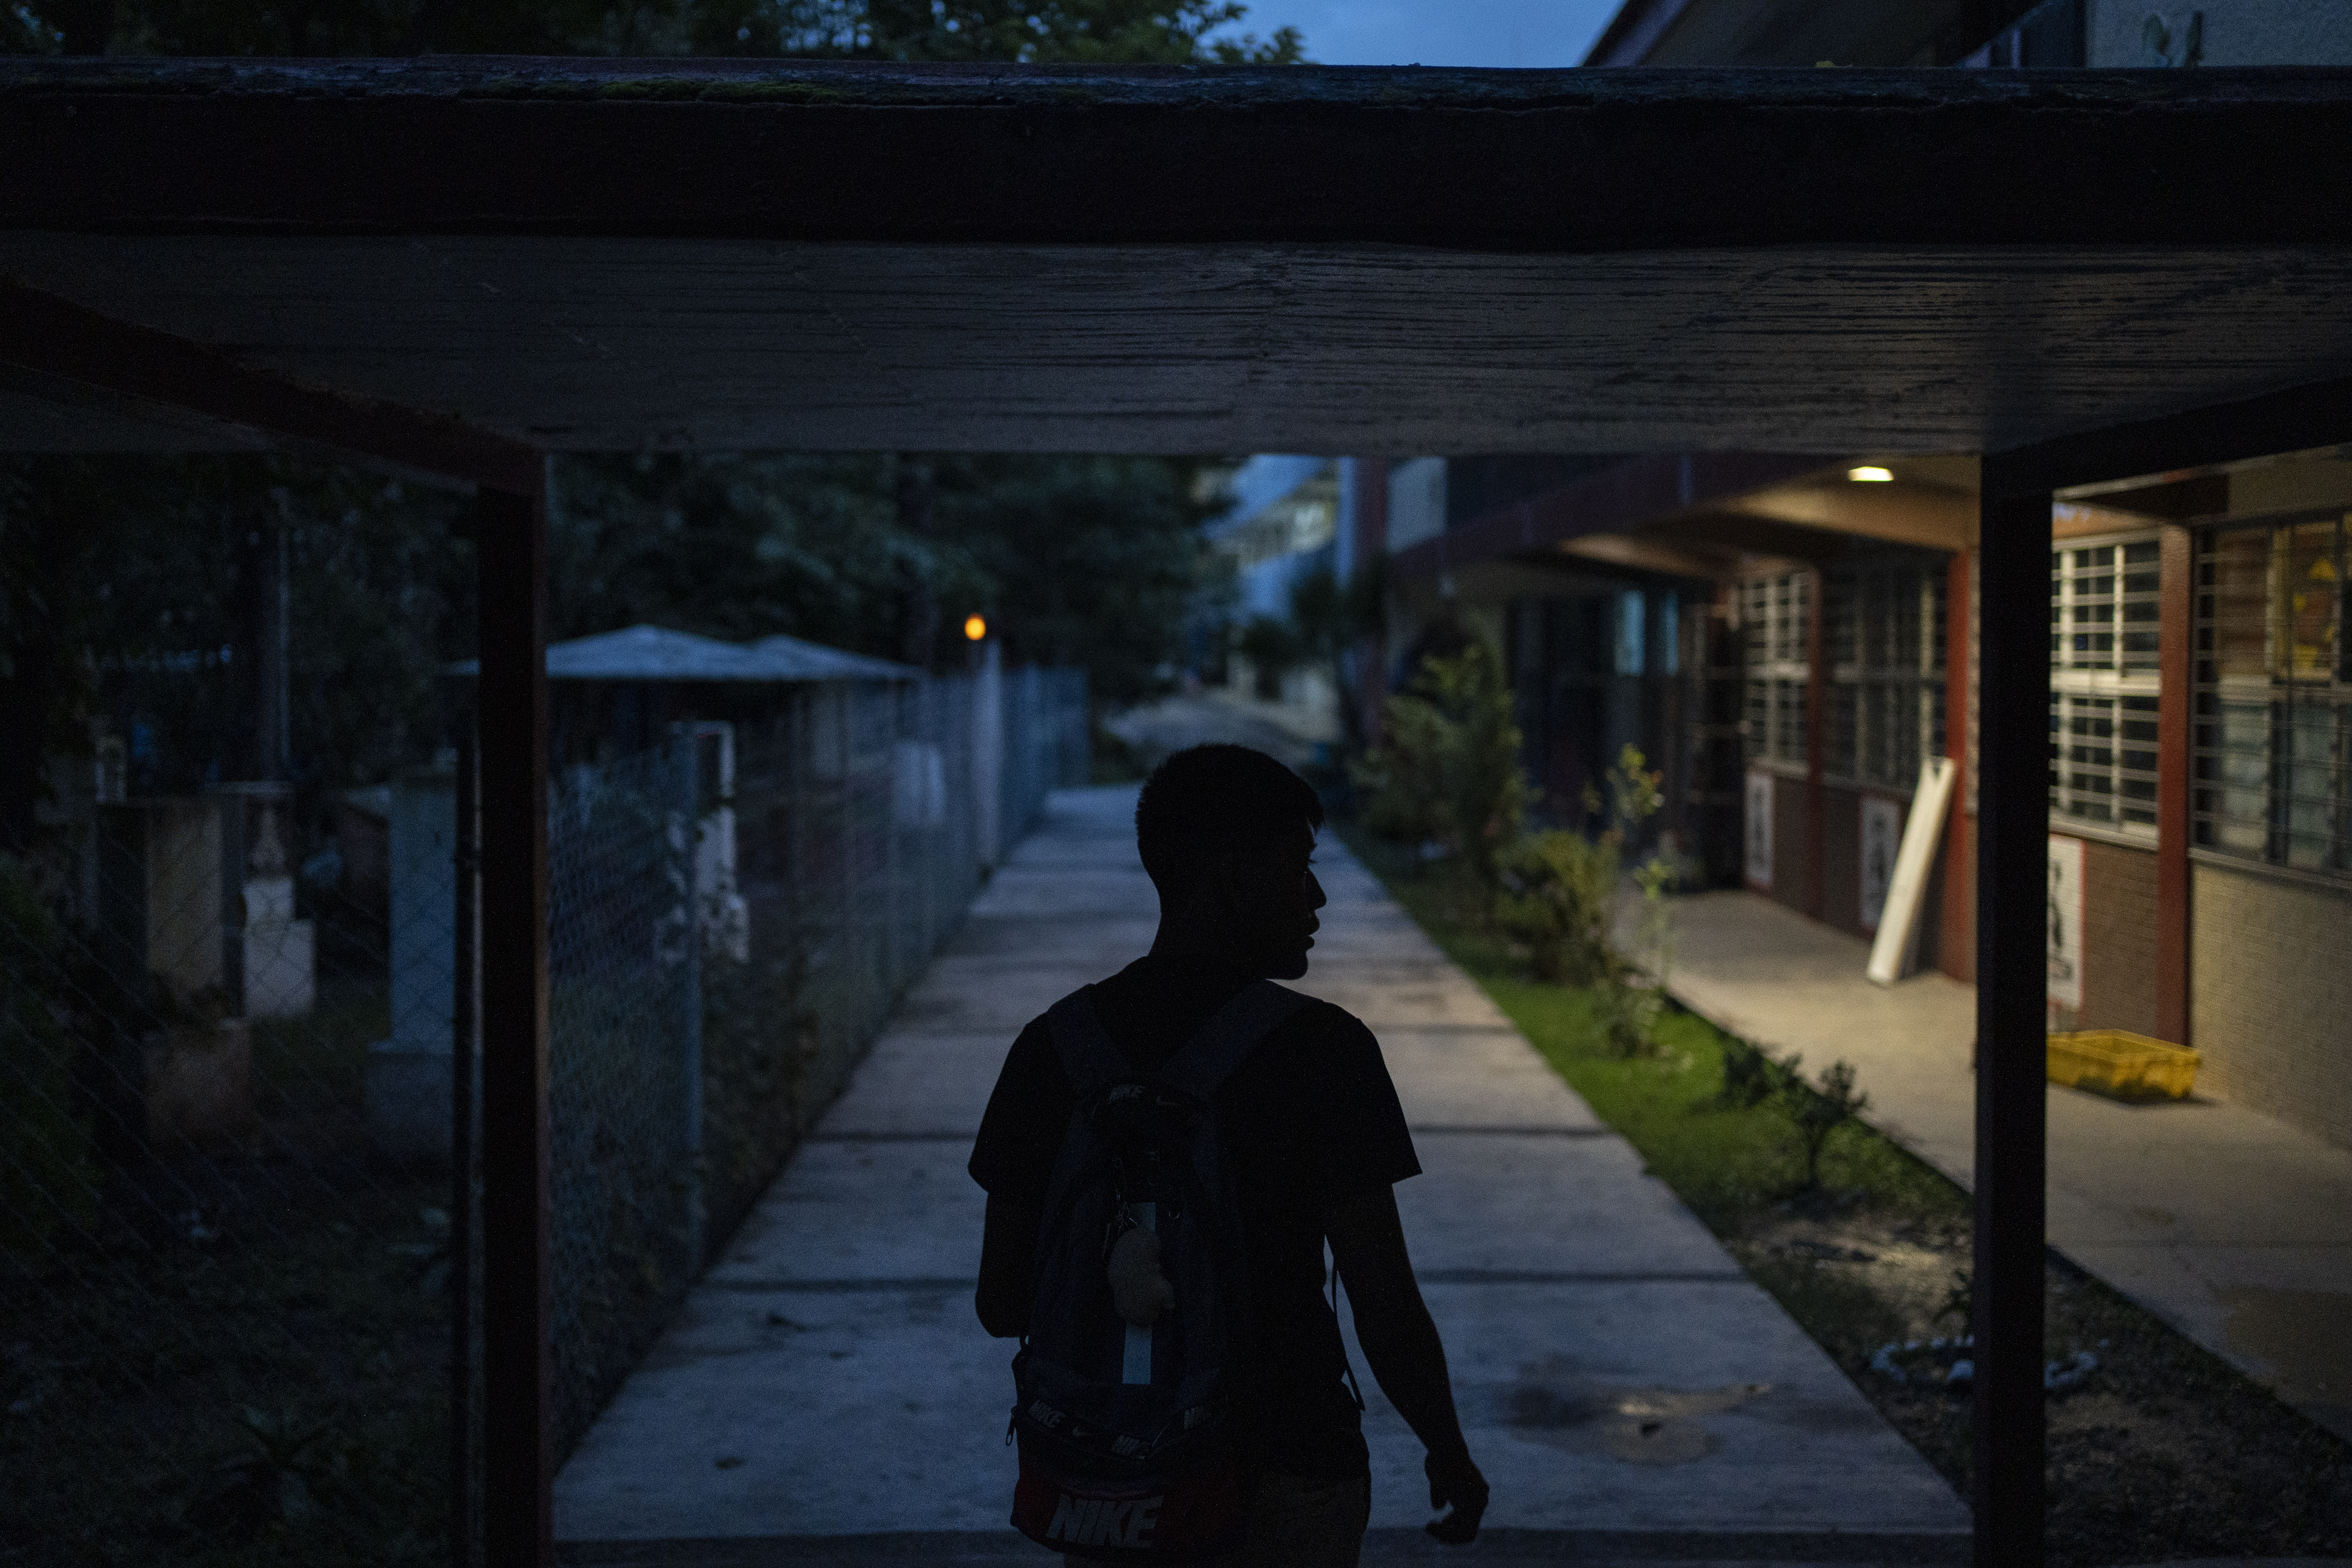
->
968;954;1421;1480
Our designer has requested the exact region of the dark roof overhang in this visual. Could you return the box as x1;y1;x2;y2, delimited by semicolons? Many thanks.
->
4;60;2352;472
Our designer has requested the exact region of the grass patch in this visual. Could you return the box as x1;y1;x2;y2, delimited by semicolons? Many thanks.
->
1339;823;1963;1229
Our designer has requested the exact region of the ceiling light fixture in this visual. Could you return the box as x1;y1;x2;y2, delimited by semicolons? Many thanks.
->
1848;465;1895;483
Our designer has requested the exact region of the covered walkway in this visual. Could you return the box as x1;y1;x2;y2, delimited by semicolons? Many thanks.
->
1648;891;2352;1444
553;788;1968;1563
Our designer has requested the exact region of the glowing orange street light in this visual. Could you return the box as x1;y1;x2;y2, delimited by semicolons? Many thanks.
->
963;614;988;642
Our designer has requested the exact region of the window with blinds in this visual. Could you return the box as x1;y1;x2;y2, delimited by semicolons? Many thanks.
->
1741;572;1809;768
2194;514;2352;876
1828;561;1947;789
2050;534;2161;838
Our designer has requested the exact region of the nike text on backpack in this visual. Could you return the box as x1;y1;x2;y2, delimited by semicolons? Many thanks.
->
1007;980;1313;1563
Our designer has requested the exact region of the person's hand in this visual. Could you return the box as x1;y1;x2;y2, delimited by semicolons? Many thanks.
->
1422;1446;1488;1545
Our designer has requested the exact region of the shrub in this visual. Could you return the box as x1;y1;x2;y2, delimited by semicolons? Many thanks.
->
1353;641;1532;888
1494;829;1618;985
1769;1053;1871;1193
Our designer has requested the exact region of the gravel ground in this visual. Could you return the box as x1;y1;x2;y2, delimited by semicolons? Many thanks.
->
1727;1202;2352;1568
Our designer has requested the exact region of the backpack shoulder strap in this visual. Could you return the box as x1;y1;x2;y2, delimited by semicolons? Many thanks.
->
1157;981;1316;1102
1043;986;1129;1101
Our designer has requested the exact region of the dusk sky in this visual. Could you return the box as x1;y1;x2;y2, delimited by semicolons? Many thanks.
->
1218;0;1624;68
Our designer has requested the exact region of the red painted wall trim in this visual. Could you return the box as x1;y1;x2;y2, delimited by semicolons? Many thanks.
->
1941;550;1975;982
1805;565;1828;920
2155;523;2193;1045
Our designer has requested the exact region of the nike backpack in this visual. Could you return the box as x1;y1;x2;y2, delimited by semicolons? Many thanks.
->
1007;979;1312;1562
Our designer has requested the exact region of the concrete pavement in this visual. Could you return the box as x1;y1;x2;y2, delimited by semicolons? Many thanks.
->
1645;889;2352;1445
553;788;1969;1560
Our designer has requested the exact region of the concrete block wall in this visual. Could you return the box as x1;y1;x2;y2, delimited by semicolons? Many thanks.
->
2191;860;2352;1151
2076;837;2162;1041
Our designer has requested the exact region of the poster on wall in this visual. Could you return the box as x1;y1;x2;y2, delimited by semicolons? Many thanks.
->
1745;770;1774;889
2047;834;2085;1016
1859;797;1901;929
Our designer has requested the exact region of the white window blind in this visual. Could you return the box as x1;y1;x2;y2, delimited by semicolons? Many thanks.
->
2050;534;2161;838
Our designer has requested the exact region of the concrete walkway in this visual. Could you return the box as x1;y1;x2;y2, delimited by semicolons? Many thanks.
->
554;788;1969;1563
1647;890;2352;1444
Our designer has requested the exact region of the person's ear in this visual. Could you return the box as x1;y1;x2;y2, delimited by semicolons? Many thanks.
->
1203;848;1248;914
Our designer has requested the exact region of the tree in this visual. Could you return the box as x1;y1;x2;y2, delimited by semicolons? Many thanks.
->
1354;642;1533;889
3;0;1295;834
726;0;1301;62
2;0;1303;61
935;454;1222;706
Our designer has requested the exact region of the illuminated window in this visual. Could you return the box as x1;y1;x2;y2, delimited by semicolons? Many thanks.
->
2195;514;2352;876
1829;559;1946;790
1741;572;1810;769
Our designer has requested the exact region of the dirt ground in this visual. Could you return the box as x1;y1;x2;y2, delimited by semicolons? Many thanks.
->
1728;1201;2352;1567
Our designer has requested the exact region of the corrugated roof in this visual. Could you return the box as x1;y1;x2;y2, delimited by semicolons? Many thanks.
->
745;634;921;683
446;624;918;683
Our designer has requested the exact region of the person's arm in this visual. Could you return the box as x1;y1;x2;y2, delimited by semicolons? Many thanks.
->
1325;1185;1489;1544
976;1193;1041;1338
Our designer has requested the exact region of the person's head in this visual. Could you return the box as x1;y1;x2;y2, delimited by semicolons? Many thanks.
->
1135;744;1326;978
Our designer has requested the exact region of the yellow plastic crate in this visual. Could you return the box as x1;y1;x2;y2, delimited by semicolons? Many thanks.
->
2046;1029;2202;1101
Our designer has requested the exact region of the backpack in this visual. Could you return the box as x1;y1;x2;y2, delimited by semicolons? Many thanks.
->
1007;979;1313;1563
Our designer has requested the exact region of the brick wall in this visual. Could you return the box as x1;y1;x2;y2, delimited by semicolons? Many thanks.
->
2078;837;2162;1039
1821;785;1859;932
2191;860;2352;1151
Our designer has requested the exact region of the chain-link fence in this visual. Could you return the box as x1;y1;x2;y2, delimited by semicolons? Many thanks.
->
1001;664;1092;849
4;655;1084;1564
2;779;455;1568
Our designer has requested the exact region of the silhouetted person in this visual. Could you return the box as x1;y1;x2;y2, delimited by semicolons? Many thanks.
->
971;744;1488;1566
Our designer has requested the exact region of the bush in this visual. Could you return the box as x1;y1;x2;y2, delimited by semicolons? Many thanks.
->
0;852;100;1274
1715;1039;1870;1194
1493;743;1677;1053
1494;829;1618;985
1353;641;1531;888
1776;1056;1870;1193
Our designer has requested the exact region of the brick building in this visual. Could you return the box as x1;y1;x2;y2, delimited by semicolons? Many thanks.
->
1349;0;2352;1151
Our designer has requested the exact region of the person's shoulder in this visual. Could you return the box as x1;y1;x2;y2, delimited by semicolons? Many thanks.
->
1263;987;1375;1051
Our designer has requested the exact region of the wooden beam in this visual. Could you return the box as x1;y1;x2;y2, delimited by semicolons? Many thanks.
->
7;61;2352;250
0;280;541;492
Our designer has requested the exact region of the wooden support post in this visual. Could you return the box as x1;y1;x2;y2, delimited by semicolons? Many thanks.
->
476;482;553;1568
1972;460;2049;1568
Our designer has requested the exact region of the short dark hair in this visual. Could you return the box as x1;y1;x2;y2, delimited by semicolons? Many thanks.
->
1134;744;1323;898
